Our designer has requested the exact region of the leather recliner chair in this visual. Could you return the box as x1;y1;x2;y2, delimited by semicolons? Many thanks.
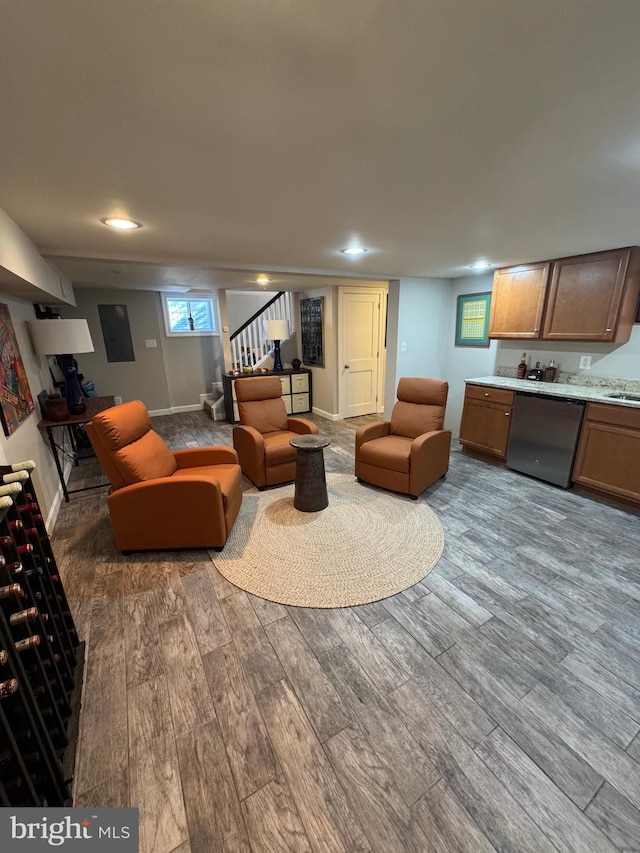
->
86;400;242;552
232;376;318;488
355;377;451;499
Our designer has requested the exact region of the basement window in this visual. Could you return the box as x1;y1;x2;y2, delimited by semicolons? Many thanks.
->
162;294;218;336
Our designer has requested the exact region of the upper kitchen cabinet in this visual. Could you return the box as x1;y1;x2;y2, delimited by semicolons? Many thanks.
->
488;247;640;343
543;248;640;342
488;262;549;339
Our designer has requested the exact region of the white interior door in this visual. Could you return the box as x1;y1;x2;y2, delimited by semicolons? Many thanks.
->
339;289;382;418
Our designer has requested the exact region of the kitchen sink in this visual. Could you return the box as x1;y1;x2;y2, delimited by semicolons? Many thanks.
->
604;392;640;402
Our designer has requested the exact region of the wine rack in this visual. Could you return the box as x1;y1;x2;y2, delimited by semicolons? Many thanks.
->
0;461;83;806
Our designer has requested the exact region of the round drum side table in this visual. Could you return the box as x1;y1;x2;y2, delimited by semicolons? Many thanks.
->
289;434;331;512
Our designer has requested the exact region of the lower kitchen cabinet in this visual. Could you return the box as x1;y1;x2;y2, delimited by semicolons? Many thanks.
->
572;402;640;503
459;384;515;459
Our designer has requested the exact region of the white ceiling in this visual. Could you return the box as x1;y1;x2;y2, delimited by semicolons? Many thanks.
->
2;1;640;293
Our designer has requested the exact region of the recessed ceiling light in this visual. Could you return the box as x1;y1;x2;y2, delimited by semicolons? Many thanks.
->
470;260;492;270
256;275;271;285
101;217;142;231
341;246;368;256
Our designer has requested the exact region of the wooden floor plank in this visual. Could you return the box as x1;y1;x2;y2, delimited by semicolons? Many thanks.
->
320;643;440;807
265;616;351;743
181;569;232;654
220;591;286;694
257;679;372;852
202;642;278;800
585;782;640;851
475;727;618;852
241;776;314;853
388;679;558;853
128;676;189;853
176;720;251;852
372;617;496;746
411;781;497;853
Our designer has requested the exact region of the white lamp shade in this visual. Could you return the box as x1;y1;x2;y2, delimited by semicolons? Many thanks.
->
28;319;95;355
264;319;289;341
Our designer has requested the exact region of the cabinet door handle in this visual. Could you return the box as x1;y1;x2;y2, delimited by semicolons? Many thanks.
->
534;328;539;332
344;364;350;369
606;328;612;332
505;411;510;416
484;392;490;397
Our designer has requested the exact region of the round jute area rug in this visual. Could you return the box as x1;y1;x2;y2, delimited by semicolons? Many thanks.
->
211;473;444;608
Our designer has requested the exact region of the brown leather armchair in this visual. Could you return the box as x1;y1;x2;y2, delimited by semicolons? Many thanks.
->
232;376;318;488
86;400;242;552
355;377;451;499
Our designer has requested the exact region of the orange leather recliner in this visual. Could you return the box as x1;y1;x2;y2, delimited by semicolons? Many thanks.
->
232;376;318;488
86;400;242;552
355;377;451;499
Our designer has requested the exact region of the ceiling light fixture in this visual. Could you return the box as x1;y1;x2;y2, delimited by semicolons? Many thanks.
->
341;246;368;256
470;260;492;270
101;217;142;231
256;275;271;285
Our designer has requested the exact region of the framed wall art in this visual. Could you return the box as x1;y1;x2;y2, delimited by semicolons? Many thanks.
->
455;292;492;347
0;304;35;435
300;296;324;366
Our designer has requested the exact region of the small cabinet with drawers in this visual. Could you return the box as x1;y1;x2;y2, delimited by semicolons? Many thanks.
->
459;384;515;459
222;368;312;423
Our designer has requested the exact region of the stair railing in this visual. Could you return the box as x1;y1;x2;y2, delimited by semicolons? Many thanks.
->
229;291;295;371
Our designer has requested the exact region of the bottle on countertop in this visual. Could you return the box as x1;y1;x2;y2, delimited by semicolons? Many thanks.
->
517;353;528;379
527;361;544;381
544;360;558;383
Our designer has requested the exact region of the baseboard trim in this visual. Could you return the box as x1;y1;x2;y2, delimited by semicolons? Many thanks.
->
148;404;203;416
312;407;341;422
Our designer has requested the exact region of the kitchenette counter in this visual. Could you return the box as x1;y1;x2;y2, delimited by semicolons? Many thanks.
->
466;376;640;408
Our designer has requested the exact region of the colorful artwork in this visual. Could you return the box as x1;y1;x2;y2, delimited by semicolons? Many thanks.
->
0;304;34;436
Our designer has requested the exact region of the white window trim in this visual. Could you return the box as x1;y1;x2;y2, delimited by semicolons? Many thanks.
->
161;292;220;337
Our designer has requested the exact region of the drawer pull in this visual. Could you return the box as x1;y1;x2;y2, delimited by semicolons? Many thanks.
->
606;328;612;332
505;412;510;416
484;392;489;397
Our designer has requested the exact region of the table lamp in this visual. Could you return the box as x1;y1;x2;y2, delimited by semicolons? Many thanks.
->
264;319;289;372
28;319;95;414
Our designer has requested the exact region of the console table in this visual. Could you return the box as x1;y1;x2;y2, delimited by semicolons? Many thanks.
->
37;395;115;502
222;368;312;423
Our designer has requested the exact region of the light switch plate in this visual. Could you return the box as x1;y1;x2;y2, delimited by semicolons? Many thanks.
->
579;355;591;369
145;339;157;348
400;341;407;352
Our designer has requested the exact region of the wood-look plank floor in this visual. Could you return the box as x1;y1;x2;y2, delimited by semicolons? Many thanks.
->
61;410;640;852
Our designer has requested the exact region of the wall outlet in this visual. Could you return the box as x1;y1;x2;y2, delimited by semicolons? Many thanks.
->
400;341;407;352
114;396;123;405
145;339;157;348
579;355;592;369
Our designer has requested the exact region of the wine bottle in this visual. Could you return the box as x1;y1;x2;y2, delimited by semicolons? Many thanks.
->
18;503;39;514
14;636;41;652
8;520;23;531
0;679;19;698
9;608;39;625
0;650;8;665
0;583;24;599
517;353;527;379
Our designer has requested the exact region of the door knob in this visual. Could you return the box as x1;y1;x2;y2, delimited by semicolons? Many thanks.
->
344;364;350;369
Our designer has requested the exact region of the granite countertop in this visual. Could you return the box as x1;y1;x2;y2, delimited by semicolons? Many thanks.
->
466;376;640;408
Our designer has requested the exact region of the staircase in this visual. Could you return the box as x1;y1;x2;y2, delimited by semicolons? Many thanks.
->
229;291;295;371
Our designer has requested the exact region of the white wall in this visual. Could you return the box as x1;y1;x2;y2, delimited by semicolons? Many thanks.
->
0;293;69;529
226;291;274;333
495;325;640;382
0;206;75;306
442;274;498;435
385;277;451;419
59;288;226;411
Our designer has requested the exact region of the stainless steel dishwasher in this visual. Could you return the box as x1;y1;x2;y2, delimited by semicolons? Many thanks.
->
506;392;585;488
